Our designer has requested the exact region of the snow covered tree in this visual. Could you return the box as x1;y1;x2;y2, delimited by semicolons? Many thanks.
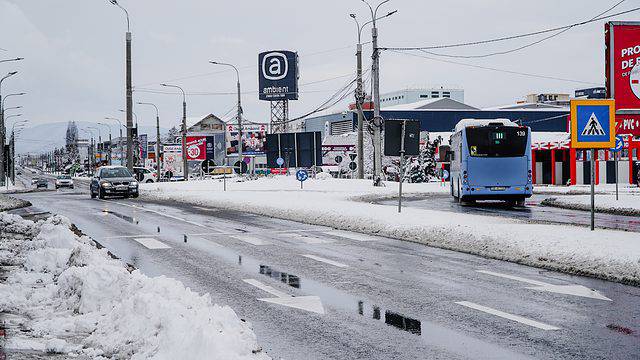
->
163;126;180;144
422;135;441;180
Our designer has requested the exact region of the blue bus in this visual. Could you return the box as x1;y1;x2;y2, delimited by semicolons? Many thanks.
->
449;119;533;206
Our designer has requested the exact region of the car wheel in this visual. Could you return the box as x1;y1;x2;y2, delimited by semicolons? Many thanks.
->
146;179;153;183
98;188;105;199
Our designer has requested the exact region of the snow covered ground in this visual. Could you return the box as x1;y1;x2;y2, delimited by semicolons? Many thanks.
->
0;194;30;212
140;177;640;285
0;213;269;359
533;183;640;195
542;193;640;216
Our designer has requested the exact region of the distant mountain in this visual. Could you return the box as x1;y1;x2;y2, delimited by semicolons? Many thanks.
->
14;121;169;154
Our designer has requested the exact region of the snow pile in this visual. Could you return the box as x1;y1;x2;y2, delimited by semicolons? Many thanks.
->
0;193;30;212
141;177;640;285
0;213;268;359
542;194;640;216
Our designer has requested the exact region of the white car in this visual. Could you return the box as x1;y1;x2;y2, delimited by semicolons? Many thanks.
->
55;175;74;189
133;167;158;183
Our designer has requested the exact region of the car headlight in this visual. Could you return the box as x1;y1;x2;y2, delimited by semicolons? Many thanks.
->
129;181;138;187
101;181;112;188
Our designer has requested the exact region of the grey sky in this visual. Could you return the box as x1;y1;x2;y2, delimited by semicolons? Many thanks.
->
1;0;638;132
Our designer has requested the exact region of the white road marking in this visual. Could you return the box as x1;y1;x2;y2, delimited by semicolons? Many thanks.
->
242;278;290;298
243;278;325;314
282;233;333;244
104;234;153;239
455;301;560;331
325;230;377;242
133;237;171;249
230;235;271;246
302;254;348;268
100;200;211;229
477;270;611;301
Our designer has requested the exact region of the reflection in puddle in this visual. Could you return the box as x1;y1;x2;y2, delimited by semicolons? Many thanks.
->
259;265;301;289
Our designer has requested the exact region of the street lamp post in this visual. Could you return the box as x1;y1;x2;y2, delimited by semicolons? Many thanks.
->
10;120;27;183
138;102;162;181
105;117;125;166
362;0;396;186
160;83;188;180
88;126;102;166
209;61;243;174
81;129;95;175
108;0;133;171
0;71;18;186
97;122;113;165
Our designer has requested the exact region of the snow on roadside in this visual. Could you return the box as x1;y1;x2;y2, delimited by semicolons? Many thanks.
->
140;177;640;285
0;213;269;359
542;193;640;216
0;193;30;212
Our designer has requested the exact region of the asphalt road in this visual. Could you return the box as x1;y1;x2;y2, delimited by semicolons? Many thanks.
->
7;176;640;360
378;193;640;233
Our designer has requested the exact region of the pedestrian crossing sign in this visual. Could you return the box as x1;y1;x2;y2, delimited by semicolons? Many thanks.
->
570;99;616;149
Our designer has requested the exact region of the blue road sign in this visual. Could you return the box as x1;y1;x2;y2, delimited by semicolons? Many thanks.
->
276;157;284;166
611;135;625;152
570;99;616;149
296;169;308;182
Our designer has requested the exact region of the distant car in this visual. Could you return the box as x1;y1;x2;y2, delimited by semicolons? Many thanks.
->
133;167;157;183
36;178;48;189
55;175;74;189
90;166;139;199
31;178;38;185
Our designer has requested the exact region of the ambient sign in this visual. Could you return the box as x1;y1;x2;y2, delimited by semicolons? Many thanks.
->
605;22;640;136
258;50;299;101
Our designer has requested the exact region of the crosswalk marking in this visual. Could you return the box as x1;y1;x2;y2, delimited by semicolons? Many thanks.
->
133;237;171;249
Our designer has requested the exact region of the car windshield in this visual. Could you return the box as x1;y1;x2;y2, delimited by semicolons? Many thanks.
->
465;126;528;157
101;168;132;178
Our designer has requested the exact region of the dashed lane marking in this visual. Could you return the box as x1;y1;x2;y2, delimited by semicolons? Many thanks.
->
230;235;272;246
133;237;171;250
455;301;560;331
302;254;348;268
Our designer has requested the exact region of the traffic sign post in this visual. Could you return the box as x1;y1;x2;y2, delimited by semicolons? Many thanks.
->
611;135;625;201
296;169;308;189
570;99;616;231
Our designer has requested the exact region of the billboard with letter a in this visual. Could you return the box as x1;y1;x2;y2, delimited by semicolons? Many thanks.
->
605;22;640;136
258;50;299;101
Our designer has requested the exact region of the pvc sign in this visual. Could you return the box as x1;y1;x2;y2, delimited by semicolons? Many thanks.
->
185;136;207;161
258;50;299;101
605;22;640;136
570;99;616;149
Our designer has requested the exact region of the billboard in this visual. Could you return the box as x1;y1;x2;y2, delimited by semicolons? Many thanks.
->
226;124;268;156
185;136;207;161
605;22;640;136
258;50;299;101
265;132;322;168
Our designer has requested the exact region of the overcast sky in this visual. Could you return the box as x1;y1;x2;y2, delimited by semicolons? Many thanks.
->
1;0;638;133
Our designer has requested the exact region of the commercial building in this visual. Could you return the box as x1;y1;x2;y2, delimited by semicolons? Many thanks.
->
378;87;464;108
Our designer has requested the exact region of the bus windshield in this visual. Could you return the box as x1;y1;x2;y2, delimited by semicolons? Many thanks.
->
465;126;528;157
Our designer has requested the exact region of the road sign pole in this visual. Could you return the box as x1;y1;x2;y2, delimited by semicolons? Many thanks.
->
615;150;619;201
398;121;406;213
590;148;595;231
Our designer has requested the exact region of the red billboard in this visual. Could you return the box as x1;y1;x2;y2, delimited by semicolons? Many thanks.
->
185;136;206;161
605;22;640;136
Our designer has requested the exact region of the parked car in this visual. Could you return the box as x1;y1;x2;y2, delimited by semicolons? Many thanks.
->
31;178;39;185
36;178;48;189
55;175;74;189
133;167;157;183
90;166;139;199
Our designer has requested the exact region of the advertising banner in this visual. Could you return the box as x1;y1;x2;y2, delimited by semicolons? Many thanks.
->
258;50;299;101
185;136;207;161
605;22;640;136
226;124;268;155
162;145;183;175
140;134;148;159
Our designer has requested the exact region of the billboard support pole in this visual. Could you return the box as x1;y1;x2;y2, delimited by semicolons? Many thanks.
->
590;148;595;231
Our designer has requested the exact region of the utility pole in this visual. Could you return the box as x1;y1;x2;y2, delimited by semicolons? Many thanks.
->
138;102;162;181
108;0;133;171
160;84;188;180
350;14;367;179
363;0;396;186
209;61;243;174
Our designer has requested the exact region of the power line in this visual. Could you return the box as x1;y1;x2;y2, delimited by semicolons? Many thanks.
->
409;0;628;59
381;6;640;52
388;50;602;85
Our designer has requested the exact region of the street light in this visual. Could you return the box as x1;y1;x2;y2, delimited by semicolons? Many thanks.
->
107;0;133;171
105;117;125;165
87;126;102;166
0;58;24;64
2;92;25;108
81;128;96;175
209;61;244;173
0;71;18;185
160;83;188;180
361;0;396;186
137;101;162;181
3;106;22;112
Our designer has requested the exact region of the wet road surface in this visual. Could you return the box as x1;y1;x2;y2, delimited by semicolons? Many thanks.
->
378;193;640;232
7;181;640;360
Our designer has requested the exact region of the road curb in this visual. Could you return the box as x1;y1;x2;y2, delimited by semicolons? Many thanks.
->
540;198;640;217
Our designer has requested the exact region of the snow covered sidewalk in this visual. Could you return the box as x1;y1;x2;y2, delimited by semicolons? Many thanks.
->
0;213;269;359
141;177;640;285
541;193;640;217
